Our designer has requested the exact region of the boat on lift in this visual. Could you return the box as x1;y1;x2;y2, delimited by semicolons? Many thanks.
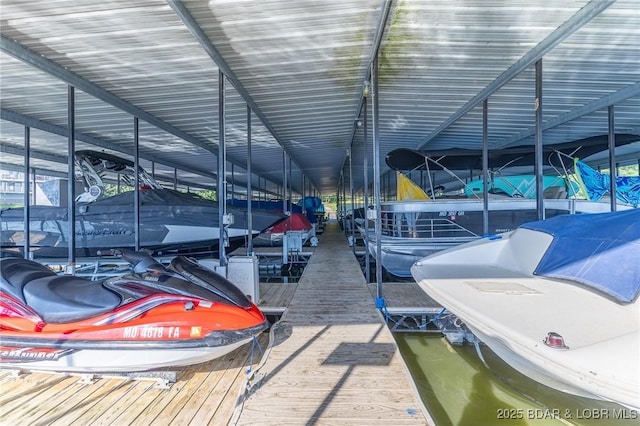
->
0;249;268;372
360;134;639;278
252;213;313;247
227;199;313;247
0;150;285;259
410;209;640;410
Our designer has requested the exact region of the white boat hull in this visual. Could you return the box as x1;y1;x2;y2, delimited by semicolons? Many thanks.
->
411;225;640;410
1;337;254;373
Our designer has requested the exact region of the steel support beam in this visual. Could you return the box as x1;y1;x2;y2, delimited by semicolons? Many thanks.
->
23;126;30;259
67;85;76;270
218;70;228;268
133;117;141;251
1;108;216;181
167;0;307;192
363;93;370;283
342;0;393;182
482;99;489;235
497;82;640;148
372;55;383;298
608;106;617;212
246;105;253;255
535;60;544;220
415;0;616;151
1;35;215;156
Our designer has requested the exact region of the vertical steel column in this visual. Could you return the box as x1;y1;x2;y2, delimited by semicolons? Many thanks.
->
608;106;617;212
218;70;228;268
31;169;36;205
534;59;544;220
349;148;355;247
151;161;155;179
173;169;177;190
363;88;370;283
23;126;30;259
67;85;76;272
246;105;254;255
282;152;288;212
288;156;293;205
482;99;489;235
342;172;346;224
371;56;383;298
230;163;235;200
133;117;140;251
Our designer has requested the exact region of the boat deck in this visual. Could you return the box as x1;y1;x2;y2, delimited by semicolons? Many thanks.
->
0;222;434;425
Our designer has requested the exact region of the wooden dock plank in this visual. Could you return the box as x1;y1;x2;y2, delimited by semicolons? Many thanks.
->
368;281;442;311
234;222;432;425
5;376;92;425
46;379;133;426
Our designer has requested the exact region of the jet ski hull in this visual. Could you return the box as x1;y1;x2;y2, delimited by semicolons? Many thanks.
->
0;323;266;372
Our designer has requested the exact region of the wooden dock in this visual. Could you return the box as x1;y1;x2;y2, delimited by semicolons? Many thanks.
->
0;222;434;425
232;222;433;425
0;334;268;425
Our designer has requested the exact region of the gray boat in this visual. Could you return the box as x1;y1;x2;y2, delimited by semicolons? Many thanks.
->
1;150;285;258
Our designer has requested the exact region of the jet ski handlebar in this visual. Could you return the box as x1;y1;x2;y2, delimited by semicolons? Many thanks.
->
97;248;166;274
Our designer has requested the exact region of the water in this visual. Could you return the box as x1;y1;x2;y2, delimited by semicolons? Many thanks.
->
395;333;639;426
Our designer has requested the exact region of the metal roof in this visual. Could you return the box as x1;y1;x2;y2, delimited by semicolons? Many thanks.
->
1;0;639;197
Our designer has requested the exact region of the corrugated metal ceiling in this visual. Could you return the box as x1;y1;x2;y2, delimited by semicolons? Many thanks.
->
1;0;638;197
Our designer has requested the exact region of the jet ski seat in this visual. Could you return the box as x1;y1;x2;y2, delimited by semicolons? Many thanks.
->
0;258;57;304
23;275;122;323
0;257;122;323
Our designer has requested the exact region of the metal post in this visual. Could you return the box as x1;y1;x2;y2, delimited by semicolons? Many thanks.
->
482;99;489;235
173;169;177;190
372;56;383;298
608;106;616;212
246;105;254;255
230;163;234;200
133;116;140;251
349;148;355;249
23;126;30;259
288;156;292;205
66;85;76;272
534;59;544;220
363;89;370;283
218;70;228;268
282;152;288;212
31;168;36;205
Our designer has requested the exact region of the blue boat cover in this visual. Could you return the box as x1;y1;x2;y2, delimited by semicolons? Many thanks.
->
574;159;640;207
521;209;640;303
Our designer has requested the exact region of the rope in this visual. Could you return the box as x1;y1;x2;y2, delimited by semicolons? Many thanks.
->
246;335;264;375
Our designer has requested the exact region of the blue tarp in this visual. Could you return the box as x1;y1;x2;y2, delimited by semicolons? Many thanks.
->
521;209;640;303
574;159;640;207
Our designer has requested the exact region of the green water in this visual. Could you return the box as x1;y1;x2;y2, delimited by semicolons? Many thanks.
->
395;334;639;426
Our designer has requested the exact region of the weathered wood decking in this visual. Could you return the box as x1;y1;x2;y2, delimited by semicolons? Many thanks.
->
0;334;268;425
0;222;434;425
232;222;432;425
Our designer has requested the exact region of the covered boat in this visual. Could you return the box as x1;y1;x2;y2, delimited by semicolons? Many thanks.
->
0;250;268;372
360;134;639;278
411;209;640;410
252;212;313;247
0;150;285;258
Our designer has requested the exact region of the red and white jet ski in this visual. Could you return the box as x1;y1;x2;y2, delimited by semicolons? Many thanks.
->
0;250;268;372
